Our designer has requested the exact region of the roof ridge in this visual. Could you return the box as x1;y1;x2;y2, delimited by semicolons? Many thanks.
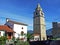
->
8;20;28;26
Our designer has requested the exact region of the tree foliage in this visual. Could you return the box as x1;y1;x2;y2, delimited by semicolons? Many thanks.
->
0;36;7;41
26;32;34;41
0;36;7;45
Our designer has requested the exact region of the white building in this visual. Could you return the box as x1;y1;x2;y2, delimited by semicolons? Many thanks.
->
0;31;5;37
5;18;28;41
0;25;14;39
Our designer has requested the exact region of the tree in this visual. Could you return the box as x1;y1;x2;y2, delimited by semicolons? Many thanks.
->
0;36;7;45
26;33;33;41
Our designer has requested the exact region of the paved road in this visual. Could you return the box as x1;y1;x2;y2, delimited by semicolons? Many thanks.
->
50;40;60;45
29;40;60;45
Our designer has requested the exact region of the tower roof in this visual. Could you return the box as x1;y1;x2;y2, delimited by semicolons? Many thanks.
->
36;3;42;11
37;3;40;8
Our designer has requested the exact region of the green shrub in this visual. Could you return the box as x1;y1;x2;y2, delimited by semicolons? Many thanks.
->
12;36;15;41
0;36;7;45
16;40;30;45
52;37;57;40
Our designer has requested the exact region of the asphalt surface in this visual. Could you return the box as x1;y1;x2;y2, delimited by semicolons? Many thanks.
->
29;40;60;45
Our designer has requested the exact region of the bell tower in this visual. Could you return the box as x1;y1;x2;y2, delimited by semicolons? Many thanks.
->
33;3;47;41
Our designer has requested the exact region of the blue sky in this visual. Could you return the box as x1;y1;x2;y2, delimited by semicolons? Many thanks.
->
0;0;60;30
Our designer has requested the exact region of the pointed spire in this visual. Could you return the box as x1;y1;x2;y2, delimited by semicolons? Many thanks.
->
37;3;40;8
36;3;42;11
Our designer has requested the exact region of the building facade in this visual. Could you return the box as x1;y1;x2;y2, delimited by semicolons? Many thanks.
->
52;22;60;38
0;25;14;40
33;3;47;41
5;18;28;41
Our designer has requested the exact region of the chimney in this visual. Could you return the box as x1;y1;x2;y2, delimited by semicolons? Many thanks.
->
6;18;10;22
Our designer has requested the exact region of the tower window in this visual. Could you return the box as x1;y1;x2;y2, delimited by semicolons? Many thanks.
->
41;12;43;15
36;12;38;15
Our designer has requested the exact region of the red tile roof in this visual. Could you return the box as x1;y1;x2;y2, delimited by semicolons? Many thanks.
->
0;25;14;32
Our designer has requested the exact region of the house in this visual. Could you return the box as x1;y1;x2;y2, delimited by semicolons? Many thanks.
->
5;18;28;41
52;22;60;38
0;25;15;40
46;22;60;39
